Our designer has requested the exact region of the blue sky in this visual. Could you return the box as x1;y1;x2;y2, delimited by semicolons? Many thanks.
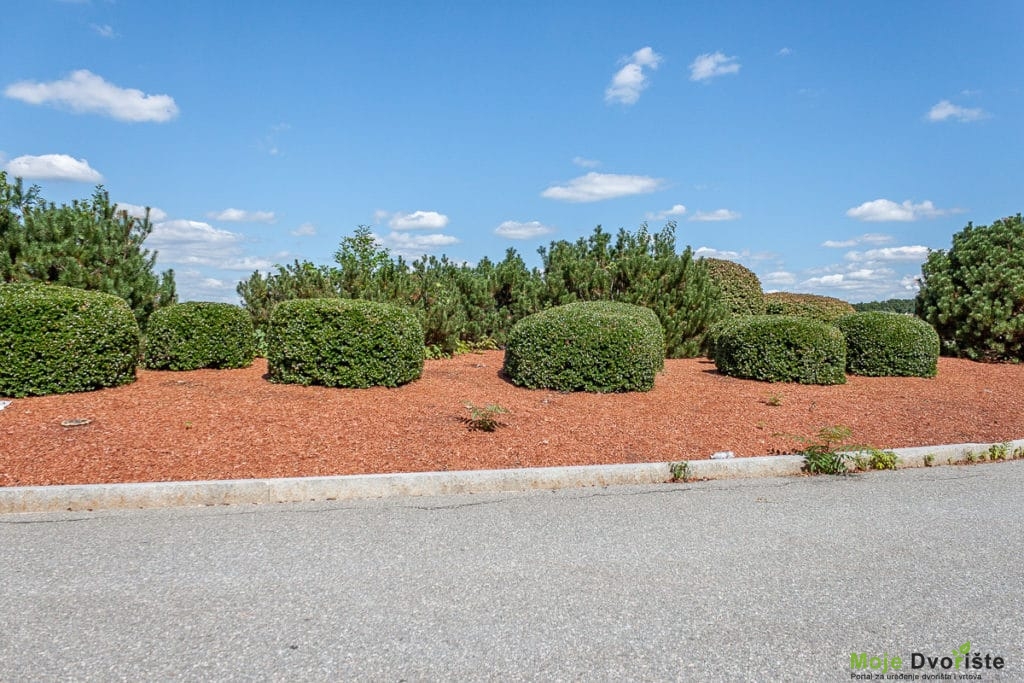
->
2;1;1022;303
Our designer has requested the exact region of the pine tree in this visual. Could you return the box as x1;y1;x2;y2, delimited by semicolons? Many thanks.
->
0;172;176;327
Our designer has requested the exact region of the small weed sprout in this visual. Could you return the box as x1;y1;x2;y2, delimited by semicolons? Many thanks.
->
986;443;1009;461
796;425;854;475
669;461;690;482
924;453;935;467
964;450;977;464
851;448;898;471
461;402;509;432
765;394;783;407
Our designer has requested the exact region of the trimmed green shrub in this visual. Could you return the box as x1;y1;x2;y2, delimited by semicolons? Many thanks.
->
266;298;424;388
144;302;256;370
702;314;752;360
916;214;1024;362
703;258;767;315
836;312;940;377
764;292;856;323
0;283;140;397
502;301;665;392
714;315;847;385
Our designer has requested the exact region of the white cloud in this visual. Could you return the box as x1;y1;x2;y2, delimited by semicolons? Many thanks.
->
845;246;930;262
690;52;741;82
377;231;459;258
646;203;687;220
822;233;893;248
846;199;959;222
572;156;601;168
118;202;168;222
694;246;741;260
4;70;179;123
148;219;271;271
927;99;986;123
494;220;555;239
207;208;276;223
777;47;793;56
290;222;316;237
91;24;116;38
690;208;741;222
763;271;796;286
387;210;450;230
541;172;665;202
605;46;662;105
172;270;245;304
5;154;102;182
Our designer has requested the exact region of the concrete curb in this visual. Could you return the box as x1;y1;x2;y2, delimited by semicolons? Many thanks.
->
1;439;1022;514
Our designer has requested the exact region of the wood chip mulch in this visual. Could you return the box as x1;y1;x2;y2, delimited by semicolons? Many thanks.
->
2;351;1022;487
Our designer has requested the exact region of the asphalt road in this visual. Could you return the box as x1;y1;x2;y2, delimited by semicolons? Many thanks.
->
1;462;1022;681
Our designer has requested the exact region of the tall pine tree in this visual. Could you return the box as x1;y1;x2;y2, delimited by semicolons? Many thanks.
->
0;172;176;327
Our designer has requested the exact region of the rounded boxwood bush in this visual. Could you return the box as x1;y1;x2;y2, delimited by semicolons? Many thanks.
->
144;302;256;371
0;283;140;397
266;298;424;388
502;301;665;392
703;258;767;315
764;292;856;323
714;314;847;385
702;314;753;361
836;312;940;377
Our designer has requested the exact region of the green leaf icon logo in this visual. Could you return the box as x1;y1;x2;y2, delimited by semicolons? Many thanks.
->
956;641;971;655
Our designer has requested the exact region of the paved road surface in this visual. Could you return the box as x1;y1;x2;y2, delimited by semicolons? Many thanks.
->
2;462;1022;681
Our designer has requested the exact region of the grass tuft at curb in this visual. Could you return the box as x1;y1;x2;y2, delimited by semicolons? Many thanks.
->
1;439;1022;514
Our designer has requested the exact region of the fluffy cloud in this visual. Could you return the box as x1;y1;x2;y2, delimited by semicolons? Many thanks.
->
385;210;450;230
5;154;102;182
690;208;741;222
645;204;687;220
207;208;276;223
494;220;555;239
762;271;796;286
147;219;272;270
541;172;665;202
777;47;793;56
290;222;316;236
845;246;930;262
846;199;959;222
605;46;662;105
117;202;168;222
694;246;741;260
822;233;893;248
173;270;242;304
4;70;179;122
795;262;923;300
690;52;741;82
927;100;986;123
572;156;601;168
377;231;459;258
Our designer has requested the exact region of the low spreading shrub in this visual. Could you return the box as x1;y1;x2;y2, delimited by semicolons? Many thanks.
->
0;283;140;397
502;301;665;392
713;314;847;385
144;302;256;370
764;292;856;323
835;312;940;377
703;258;767;315
266;298;424;388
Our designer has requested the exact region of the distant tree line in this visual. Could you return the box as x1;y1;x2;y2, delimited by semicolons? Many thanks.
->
852;299;916;314
237;223;726;358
